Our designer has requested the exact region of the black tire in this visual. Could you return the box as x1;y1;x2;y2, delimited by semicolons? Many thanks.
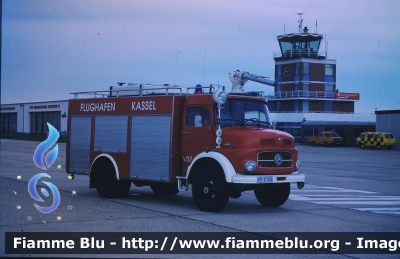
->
192;167;229;212
95;160;131;198
376;144;381;150
324;142;328;147
150;183;179;195
311;141;316;146
361;144;365;149
388;146;392;150
228;185;242;199
254;183;290;207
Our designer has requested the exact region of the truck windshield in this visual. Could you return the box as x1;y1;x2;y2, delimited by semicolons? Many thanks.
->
330;132;340;137
215;99;272;128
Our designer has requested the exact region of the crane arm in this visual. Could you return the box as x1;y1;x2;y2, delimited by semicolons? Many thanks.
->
229;70;276;93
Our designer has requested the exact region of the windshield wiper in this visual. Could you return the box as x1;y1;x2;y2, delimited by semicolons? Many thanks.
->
220;119;245;126
242;119;273;128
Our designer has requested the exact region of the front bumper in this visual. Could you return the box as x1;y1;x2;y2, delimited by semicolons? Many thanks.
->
232;173;305;184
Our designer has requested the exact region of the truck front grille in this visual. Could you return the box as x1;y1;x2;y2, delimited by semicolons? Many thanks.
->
258;151;293;168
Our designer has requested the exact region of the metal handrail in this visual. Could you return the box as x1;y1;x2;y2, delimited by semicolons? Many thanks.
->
71;86;186;99
267;91;335;99
273;50;327;59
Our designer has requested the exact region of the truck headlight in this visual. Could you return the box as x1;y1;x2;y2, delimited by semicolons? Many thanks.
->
296;160;300;171
244;160;257;172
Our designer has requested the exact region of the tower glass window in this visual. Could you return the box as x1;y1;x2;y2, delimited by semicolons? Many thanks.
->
324;101;333;112
325;64;334;76
303;63;309;75
303;100;309;112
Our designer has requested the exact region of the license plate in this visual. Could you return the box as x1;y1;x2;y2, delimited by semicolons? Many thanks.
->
257;176;273;183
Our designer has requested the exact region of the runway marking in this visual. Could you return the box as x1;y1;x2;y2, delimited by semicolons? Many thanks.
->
354;208;400;215
290;184;400;216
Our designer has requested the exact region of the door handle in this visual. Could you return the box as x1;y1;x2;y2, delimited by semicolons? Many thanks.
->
182;132;188;134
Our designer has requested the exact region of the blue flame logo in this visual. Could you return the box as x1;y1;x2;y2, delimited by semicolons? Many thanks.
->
29;122;61;214
28;173;60;214
33;123;59;170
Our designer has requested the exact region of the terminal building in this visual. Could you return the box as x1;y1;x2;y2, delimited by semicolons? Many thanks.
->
0;100;69;135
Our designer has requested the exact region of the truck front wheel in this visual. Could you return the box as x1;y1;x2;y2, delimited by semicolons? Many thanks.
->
94;160;131;198
254;183;290;207
192;167;229;212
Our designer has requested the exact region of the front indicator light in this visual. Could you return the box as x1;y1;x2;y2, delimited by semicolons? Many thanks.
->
244;160;257;172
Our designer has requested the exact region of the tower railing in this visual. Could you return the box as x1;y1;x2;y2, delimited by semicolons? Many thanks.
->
267;91;359;100
273;50;327;59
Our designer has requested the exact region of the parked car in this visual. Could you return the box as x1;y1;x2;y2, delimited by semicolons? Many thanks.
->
357;132;396;149
308;131;343;146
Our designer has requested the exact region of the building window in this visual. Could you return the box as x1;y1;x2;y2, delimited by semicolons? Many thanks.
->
295;63;300;75
0;112;17;133
30;111;61;134
325;64;334;76
276;84;281;97
295;83;300;97
303;100;309;112
294;101;299;112
276;122;302;143
303;63;309;75
324;101;333;112
325;84;334;97
276;101;281;112
303;83;309;97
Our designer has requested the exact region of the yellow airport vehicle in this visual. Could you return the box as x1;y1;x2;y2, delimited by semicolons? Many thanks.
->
357;132;396;150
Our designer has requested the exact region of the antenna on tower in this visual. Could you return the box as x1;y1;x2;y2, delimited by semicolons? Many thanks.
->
325;33;328;58
297;13;305;33
315;20;318;33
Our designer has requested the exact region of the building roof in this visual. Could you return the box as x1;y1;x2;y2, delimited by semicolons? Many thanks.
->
375;110;400;115
302;121;375;126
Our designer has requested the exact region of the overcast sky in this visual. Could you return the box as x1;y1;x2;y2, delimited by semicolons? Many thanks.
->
2;0;399;113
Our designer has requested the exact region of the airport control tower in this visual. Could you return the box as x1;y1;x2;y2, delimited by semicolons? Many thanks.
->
268;13;359;114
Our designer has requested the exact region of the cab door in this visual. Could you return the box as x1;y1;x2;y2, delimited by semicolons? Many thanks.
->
181;106;215;167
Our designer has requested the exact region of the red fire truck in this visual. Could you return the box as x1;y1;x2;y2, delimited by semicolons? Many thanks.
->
65;70;305;212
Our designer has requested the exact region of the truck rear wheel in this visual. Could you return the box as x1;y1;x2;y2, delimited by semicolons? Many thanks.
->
94;160;131;198
254;183;290;207
311;141;316;146
192;167;229;212
150;183;179;195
